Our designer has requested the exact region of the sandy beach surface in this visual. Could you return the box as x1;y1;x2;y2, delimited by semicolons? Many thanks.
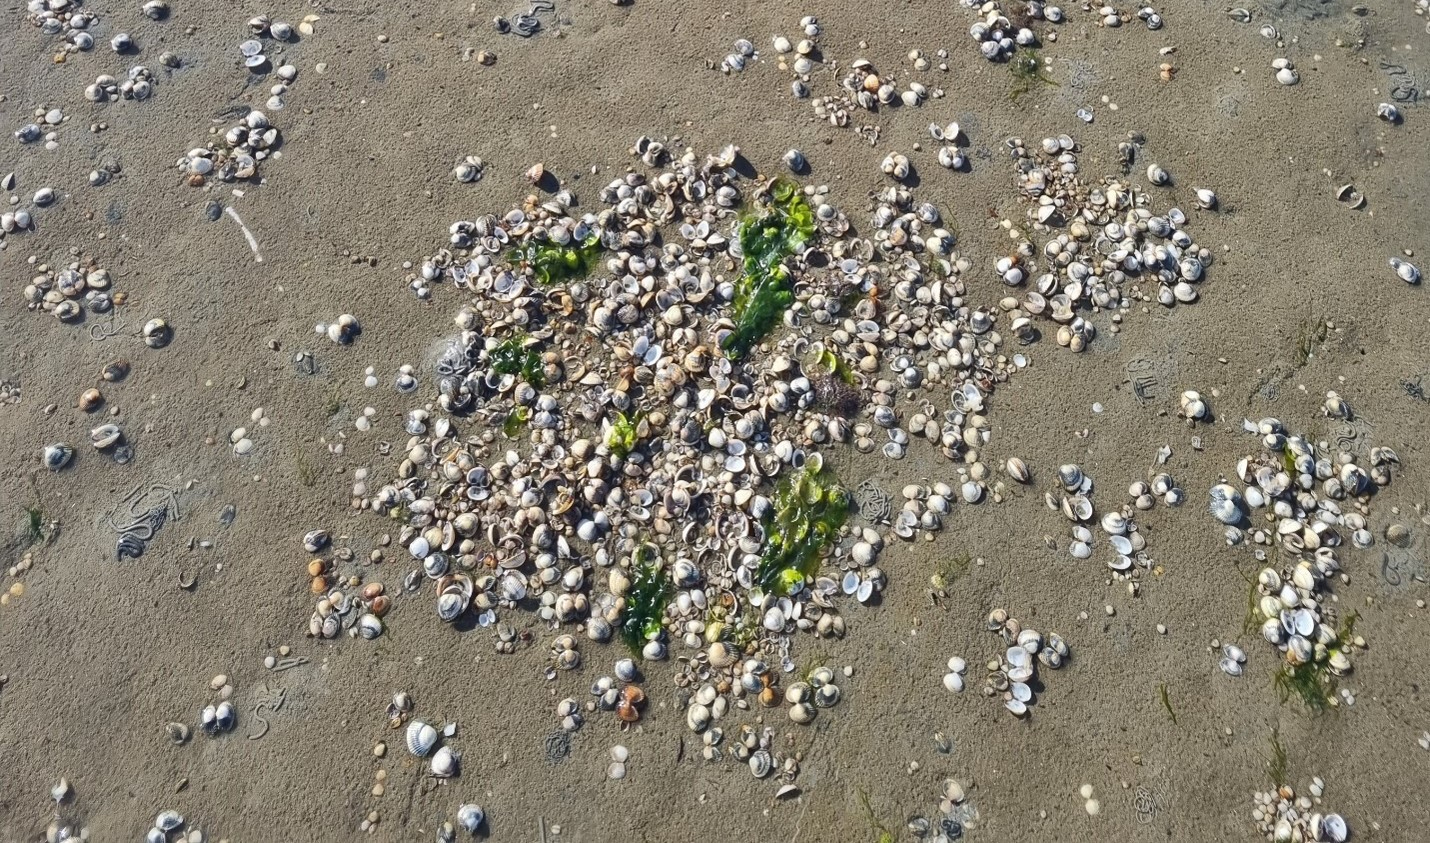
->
2;0;1429;840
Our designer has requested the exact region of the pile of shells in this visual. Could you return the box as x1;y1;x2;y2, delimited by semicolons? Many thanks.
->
982;609;1068;717
21;258;119;322
84;66;155;102
1251;780;1348;842
26;0;98;43
963;0;1042;61
363;133;1206;769
1007;135;1217;347
907;778;980;841
1048;462;1156;576
1214;416;1394;679
303;536;390;641
178;110;279;185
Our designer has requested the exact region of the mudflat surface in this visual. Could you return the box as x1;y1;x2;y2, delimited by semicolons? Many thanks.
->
1;0;1428;841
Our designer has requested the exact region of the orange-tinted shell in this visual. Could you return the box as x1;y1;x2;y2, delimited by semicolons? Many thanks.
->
309;575;328;594
307;559;327;577
362;582;385;600
369;595;392;617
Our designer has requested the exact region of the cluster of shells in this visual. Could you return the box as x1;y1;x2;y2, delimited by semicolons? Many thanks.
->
1047;461;1180;579
1251;780;1348;843
84;66;155;102
973;609;1070;716
963;0;1046;61
352;133;1226;785
178;109;279;185
1212;414;1398;679
560;655;647;730
25;0;98;43
1007;135;1217;349
908;778;979;841
21;257;119;322
301;530;390;641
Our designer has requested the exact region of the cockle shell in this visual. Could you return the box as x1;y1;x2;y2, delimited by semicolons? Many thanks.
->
406;720;438;757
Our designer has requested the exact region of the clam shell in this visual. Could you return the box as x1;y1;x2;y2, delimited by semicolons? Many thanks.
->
456;804;485;833
430;745;459;777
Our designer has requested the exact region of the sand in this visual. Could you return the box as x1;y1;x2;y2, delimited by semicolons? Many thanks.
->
2;0;1429;840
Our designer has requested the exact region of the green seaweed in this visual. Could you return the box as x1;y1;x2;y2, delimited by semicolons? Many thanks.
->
1273;661;1335;714
24;506;44;545
1265;728;1289;786
1009;49;1057;101
856;788;895;843
1158;683;1178;725
606;410;640;459
620;545;671;655
753;466;850;596
490;335;545;388
722;179;816;359
508;231;601;287
502;407;530;438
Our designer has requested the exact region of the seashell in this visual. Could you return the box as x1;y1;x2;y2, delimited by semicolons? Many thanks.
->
1390;258;1421;285
748;750;773;778
1057;463;1084;490
1146;164;1170;185
1208;484;1243;525
1317;813;1348;843
101;359;131;382
155;810;184;832
42;443;74;471
303;529;330;553
357;613;383;639
1219;657;1243;677
90;424;122;450
430;745;460;777
215;701;235;731
614;658;638;683
456;804;486;834
1005;457;1031;483
1262;617;1285;645
814;683;841;708
406;720;438;757
142;318;172;348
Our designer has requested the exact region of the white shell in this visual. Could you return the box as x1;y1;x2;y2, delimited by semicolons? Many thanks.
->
430;745;460;777
456;804;485;833
406;720;438;757
943;672;965;693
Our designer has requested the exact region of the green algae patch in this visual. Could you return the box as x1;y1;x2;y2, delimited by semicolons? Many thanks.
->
722;179;816;359
489;335;545;388
509;232;601;287
620;544;671;655
754;465;850;595
606;410;640;459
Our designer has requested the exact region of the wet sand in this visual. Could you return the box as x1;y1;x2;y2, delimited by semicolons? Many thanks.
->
2;0;1430;840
